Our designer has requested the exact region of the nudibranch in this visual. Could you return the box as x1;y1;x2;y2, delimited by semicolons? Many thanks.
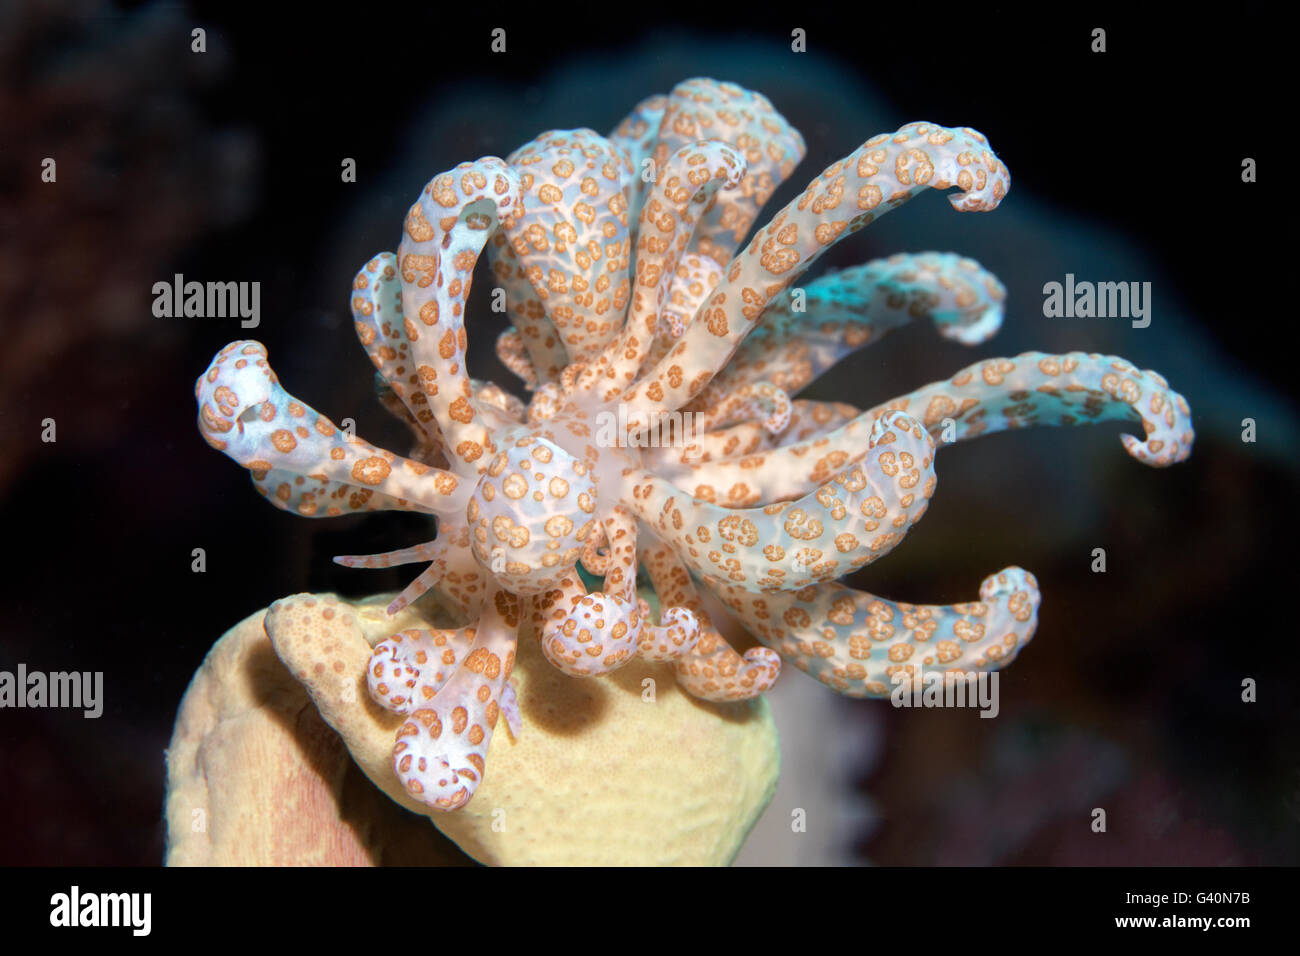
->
195;78;1193;811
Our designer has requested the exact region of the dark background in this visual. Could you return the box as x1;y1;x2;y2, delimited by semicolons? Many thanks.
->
1;1;1294;864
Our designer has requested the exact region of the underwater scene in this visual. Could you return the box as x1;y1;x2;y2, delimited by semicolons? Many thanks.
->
0;1;1294;885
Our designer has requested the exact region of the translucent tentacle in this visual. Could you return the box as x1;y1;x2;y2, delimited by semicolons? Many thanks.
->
628;410;936;592
623;123;1010;426
577;140;747;401
692;252;1005;404
642;399;861;477
636;602;701;662
333;524;487;618
535;506;643;677
501;129;634;365
196;340;464;517
472;379;527;426
606;92;668;224
334;540;441;569
248;467;435;518
415;528;489;621
398;158;524;474
375;375;448;467
643;252;726;369
686;381;792;435
495;328;538;390
639;538;779;701
579;522;610;576
376;590;522;810
707;567;1040;698
866;351;1195;466
647;78;805;267
486;233;569;385
368;625;476;714
351;252;448;450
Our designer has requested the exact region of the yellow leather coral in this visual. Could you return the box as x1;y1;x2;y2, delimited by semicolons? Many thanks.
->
166;591;778;865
